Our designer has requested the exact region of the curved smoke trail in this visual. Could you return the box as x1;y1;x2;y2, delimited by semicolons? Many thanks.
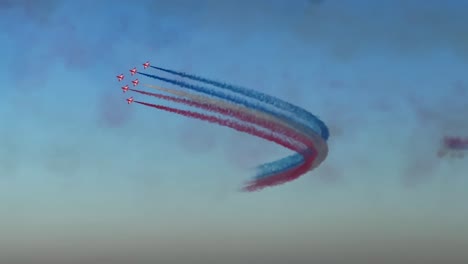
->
129;88;309;149
149;66;329;140
134;99;318;191
141;84;299;141
138;71;325;179
121;65;329;191
140;84;329;179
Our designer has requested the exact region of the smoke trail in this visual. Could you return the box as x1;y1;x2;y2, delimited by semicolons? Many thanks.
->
138;71;322;177
245;129;327;190
244;153;314;191
130;88;310;149
121;65;329;190
133;101;299;147
131;88;327;188
149;65;330;140
140;83;326;179
133;100;318;191
142;84;299;140
137;72;318;137
255;129;328;180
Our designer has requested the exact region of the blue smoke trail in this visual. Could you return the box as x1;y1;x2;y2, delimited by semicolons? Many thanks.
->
150;65;329;141
138;72;318;139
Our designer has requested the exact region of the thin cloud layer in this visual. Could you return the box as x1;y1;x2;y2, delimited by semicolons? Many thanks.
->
146;0;468;61
296;1;468;61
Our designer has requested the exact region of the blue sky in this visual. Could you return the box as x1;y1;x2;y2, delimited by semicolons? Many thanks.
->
0;1;467;263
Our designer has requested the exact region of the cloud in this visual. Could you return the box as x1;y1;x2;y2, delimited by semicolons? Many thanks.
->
2;3;123;75
403;82;468;187
0;0;60;24
401;147;439;188
296;1;468;61
408;84;468;134
137;1;468;62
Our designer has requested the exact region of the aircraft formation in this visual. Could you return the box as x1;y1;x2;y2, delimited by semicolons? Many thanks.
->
116;61;150;104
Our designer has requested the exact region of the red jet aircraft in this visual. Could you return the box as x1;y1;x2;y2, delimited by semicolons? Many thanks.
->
116;74;124;81
121;85;129;93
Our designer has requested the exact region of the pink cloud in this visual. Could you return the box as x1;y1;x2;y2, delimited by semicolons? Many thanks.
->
408;86;468;133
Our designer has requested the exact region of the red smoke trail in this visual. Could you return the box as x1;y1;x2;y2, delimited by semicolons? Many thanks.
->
130;88;311;149
243;151;316;191
132;87;321;190
135;100;307;152
134;100;317;191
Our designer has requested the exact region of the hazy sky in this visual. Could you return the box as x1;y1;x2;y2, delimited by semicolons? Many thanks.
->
0;0;467;263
